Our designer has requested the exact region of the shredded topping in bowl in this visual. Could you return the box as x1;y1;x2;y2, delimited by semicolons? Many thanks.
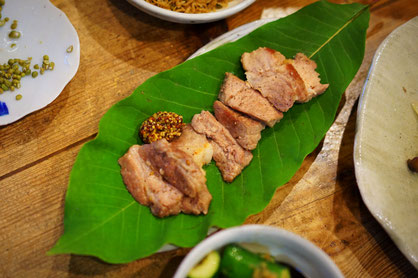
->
144;0;232;14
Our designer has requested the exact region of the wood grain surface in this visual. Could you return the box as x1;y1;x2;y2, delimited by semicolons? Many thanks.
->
0;0;417;277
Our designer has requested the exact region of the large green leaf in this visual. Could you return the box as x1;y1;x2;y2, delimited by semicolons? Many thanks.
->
49;1;369;263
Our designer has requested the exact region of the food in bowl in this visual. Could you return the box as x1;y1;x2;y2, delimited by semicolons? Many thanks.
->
174;225;343;278
188;244;304;278
144;0;232;13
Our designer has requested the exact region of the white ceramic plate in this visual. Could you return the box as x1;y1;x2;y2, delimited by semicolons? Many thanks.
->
126;0;255;24
0;0;80;125
354;17;418;268
174;225;343;278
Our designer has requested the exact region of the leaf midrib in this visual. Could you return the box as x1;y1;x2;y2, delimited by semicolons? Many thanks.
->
309;5;369;58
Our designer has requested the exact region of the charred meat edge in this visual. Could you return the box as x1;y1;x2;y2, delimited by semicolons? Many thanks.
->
142;139;206;199
191;110;253;182
218;72;283;127
241;47;329;111
213;100;265;150
119;144;212;217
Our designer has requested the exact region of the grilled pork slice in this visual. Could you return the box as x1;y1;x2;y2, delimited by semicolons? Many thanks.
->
119;144;212;217
119;145;183;217
191;111;253;182
242;47;299;112
172;124;213;167
292;53;329;102
241;47;286;72
218;72;283;127
244;64;304;112
241;47;328;110
213;100;265;150
182;190;212;215
142;139;206;199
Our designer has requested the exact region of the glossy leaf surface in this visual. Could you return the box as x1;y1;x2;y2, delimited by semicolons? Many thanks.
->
50;1;369;263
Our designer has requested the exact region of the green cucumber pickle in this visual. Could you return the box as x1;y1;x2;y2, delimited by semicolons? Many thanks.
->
185;244;307;278
220;245;291;278
188;251;221;278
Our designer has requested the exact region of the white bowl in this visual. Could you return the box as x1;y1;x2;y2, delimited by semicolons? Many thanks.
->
174;225;343;278
126;0;255;24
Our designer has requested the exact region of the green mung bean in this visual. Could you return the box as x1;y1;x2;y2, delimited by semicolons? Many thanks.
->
8;30;20;39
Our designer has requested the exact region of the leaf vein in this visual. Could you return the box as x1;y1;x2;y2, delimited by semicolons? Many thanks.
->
135;206;142;245
89;164;120;173
328;44;345;80
189;67;223;82
57;201;136;250
86;182;127;192
255;37;303;53
304;13;339;30
257;147;265;201
108;120;137;132
118;103;149;117
142;92;205;111
337;36;352;62
272;130;284;168
273;28;322;47
287;113;301;158
302;105;316;139
284;22;329;40
157;76;216;96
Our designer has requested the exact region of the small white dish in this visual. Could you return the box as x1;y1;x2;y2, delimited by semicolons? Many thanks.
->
174;225;343;278
126;0;255;24
0;0;80;125
354;17;418;268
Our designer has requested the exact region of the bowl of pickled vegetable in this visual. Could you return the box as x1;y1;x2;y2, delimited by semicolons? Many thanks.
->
174;225;343;278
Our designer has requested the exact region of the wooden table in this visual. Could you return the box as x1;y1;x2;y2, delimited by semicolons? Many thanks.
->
1;0;417;277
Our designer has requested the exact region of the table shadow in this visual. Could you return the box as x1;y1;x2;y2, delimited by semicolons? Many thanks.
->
63;247;190;277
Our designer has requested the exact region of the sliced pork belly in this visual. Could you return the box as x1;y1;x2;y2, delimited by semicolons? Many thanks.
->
292;53;329;102
241;47;286;72
213;100;265;150
172;124;213;167
241;47;329;110
181;181;212;215
182;191;212;215
242;47;300;112
218;72;283;127
191;111;253;182
119;144;212;217
119;145;183;217
243;67;301;112
142;139;206;199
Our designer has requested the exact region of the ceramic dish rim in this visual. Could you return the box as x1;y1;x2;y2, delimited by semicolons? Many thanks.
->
353;17;418;269
126;0;255;23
